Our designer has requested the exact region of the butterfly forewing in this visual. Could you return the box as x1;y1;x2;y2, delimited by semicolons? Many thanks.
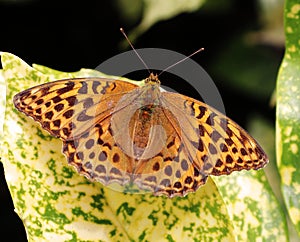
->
13;78;139;140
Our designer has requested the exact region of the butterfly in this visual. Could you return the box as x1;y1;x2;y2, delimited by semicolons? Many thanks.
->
13;71;268;198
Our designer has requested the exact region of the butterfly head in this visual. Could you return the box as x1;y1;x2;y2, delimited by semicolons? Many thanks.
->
145;73;160;86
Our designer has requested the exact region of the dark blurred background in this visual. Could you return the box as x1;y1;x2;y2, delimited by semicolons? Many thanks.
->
0;0;284;240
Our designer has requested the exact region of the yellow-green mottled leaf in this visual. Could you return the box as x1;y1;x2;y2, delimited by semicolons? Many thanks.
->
1;52;237;241
0;67;5;151
32;63;141;86
213;170;287;241
276;0;300;237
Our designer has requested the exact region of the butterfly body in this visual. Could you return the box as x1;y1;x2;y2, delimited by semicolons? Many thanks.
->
13;73;268;197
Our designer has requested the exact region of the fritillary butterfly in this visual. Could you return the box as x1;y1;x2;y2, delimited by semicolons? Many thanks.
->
13;71;268;197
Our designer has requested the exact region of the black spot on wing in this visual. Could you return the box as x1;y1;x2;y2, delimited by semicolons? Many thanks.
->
57;82;75;95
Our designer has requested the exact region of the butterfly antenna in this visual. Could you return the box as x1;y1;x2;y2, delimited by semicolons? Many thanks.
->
158;47;204;77
120;28;151;74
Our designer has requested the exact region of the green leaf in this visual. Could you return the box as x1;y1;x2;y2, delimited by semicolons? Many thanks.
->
276;0;300;237
213;170;287;241
114;0;144;25
0;52;287;241
125;0;206;42
0;66;5;149
211;35;280;100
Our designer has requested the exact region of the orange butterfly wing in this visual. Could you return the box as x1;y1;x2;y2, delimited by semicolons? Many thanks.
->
14;76;268;197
